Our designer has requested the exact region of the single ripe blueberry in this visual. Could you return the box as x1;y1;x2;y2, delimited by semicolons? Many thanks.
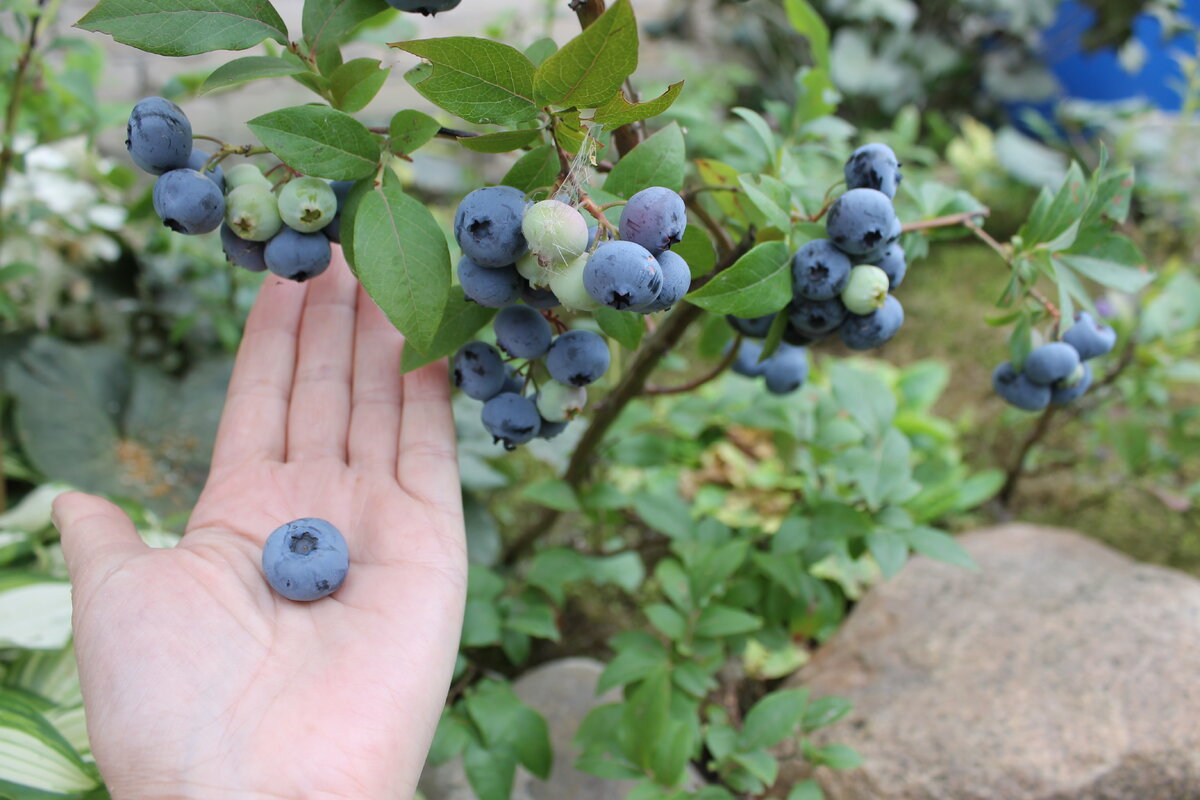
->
730;339;767;378
453;342;506;401
792;239;852;301
839;294;904;350
152;169;225;235
186;149;225;192
726;314;776;339
323;180;357;244
790;296;848;337
1051;363;1093;405
872;242;907;290
546;330;611;387
386;0;461;13
537;417;570;440
220;223;267;273
261;518;349;602
636;250;691;313
521;283;561;309
1062;311;1117;360
1023;342;1081;386
993;362;1051;412
481;392;542;450
126;97;192;175
454;186;529;268
264;227;332;282
458;257;523;308
762;344;809;395
584;241;663;311
618;186;687;255
783;325;818;347
844;143;902;200
494;305;552;359
826;188;899;257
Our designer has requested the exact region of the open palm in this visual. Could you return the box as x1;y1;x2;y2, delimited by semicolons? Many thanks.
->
53;250;467;800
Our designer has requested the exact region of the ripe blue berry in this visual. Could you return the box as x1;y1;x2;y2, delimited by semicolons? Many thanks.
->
186;149;224;192
494;305;552;359
825;188;899;257
453;342;506;401
1023;342;1081;386
458;257;523;308
546;330;611;387
1062;311;1117;360
844;143;902;199
386;0;461;13
792;239;852;301
220;223;267;272
152;169;225;235
584;241;663;311
323;180;356;244
872;242;907;290
1051;363;1092;405
537;417;569;440
262;518;349;602
790;297;848;337
993;362;1051;411
454;186;529;268
521;283;560;309
763;344;809;395
126;97;192;175
481;392;542;450
726;314;776;339
730;339;767;377
618;186;687;255
839;294;904;350
264;227;332;282
637;250;691;313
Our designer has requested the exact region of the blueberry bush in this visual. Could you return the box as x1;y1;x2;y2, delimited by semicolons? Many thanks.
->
0;0;1191;798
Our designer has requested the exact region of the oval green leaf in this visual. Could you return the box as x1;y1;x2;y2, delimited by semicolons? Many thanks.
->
200;56;307;94
247;105;381;180
686;241;792;317
394;37;538;125
534;0;638;109
75;0;288;57
603;122;686;198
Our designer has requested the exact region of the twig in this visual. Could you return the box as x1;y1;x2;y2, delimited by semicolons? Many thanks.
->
0;0;49;253
645;335;742;395
1028;287;1061;323
998;404;1059;507
685;194;735;259
903;208;992;235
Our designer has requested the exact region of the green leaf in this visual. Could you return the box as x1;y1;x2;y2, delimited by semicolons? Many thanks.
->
592;81;684;128
520;479;580;512
686;241;791;317
462;599;503;647
75;0;288;56
330;58;389;112
427;712;475;765
829;362;896;440
675;226;715;279
351;170;451;353
458;129;543;154
903;526;978;570
731;108;777;168
740;689;809;750
199;56;306;94
502;145;560;194
731;749;779;787
247;105;380;180
694;605;762;638
395;37;538;125
525;37;558;66
388;109;441;156
784;0;831;70
597;642;670;694
504;593;560;642
788;780;826;800
464;740;517;800
619;669;671;770
0;688;97;796
1058;255;1154;294
651;718;694;787
801;695;852;731
644;603;686;641
603;123;686;198
804;742;863;770
534;0;638;108
303;0;388;56
867;531;908;578
595;307;645;350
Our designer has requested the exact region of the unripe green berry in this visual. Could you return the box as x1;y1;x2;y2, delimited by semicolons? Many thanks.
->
536;380;587;423
516;252;553;288
841;265;891;315
225;183;283;242
550;254;602;312
224;163;272;192
522;199;589;267
278;177;338;233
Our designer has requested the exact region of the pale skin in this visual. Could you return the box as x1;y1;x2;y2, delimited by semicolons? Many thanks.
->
52;248;467;799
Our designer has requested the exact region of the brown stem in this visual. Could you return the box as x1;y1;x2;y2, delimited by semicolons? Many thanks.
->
903;208;992;234
645;335;742;395
998;404;1059;507
1028;286;1062;323
685;194;735;258
502;236;754;565
0;0;49;254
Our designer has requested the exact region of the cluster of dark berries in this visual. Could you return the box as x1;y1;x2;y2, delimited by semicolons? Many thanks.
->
730;339;810;395
452;316;610;451
385;0;460;14
992;311;1116;411
126;97;350;283
727;143;907;366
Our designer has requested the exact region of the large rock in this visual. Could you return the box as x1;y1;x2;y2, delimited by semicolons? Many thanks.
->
420;658;638;800
776;524;1200;800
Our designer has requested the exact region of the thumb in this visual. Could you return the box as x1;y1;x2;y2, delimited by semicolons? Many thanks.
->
52;491;147;585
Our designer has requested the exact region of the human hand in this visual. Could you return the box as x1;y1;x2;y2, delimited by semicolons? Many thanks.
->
53;249;467;800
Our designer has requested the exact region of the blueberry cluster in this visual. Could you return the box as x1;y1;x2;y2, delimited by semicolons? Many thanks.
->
126;97;350;283
453;314;610;451
728;143;907;359
731;339;810;395
992;312;1116;411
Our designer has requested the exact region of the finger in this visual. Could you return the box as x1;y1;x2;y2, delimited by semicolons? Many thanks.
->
348;284;403;472
286;250;358;462
396;358;460;510
211;275;308;468
53;492;147;588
